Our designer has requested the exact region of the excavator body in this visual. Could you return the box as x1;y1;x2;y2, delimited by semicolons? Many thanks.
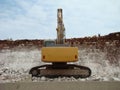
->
29;8;91;78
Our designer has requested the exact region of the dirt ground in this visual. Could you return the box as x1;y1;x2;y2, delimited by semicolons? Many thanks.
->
0;81;120;90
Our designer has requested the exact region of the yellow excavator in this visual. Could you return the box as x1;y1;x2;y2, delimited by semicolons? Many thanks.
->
29;9;91;78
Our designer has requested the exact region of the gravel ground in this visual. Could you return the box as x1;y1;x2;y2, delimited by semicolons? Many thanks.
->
0;47;120;83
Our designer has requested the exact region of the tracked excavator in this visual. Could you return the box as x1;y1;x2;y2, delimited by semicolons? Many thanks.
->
29;9;91;78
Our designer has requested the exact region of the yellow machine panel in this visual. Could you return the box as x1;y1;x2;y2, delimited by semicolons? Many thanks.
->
41;47;78;62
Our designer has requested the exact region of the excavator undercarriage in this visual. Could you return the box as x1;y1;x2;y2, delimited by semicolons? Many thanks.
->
29;63;91;78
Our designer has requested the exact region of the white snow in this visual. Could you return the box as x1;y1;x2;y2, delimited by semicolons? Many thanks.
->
0;47;120;83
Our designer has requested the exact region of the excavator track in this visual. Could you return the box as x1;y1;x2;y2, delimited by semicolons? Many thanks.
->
29;64;91;78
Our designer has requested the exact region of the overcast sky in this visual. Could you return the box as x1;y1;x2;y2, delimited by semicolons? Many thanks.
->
0;0;120;40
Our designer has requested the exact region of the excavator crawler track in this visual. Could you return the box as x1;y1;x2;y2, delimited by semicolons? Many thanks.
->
29;64;91;78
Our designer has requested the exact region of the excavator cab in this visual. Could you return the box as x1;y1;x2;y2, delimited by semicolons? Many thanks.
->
43;40;56;47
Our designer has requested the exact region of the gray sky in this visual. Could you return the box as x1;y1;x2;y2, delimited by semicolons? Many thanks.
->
0;0;120;40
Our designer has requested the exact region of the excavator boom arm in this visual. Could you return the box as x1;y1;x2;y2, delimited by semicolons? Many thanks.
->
56;9;65;44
